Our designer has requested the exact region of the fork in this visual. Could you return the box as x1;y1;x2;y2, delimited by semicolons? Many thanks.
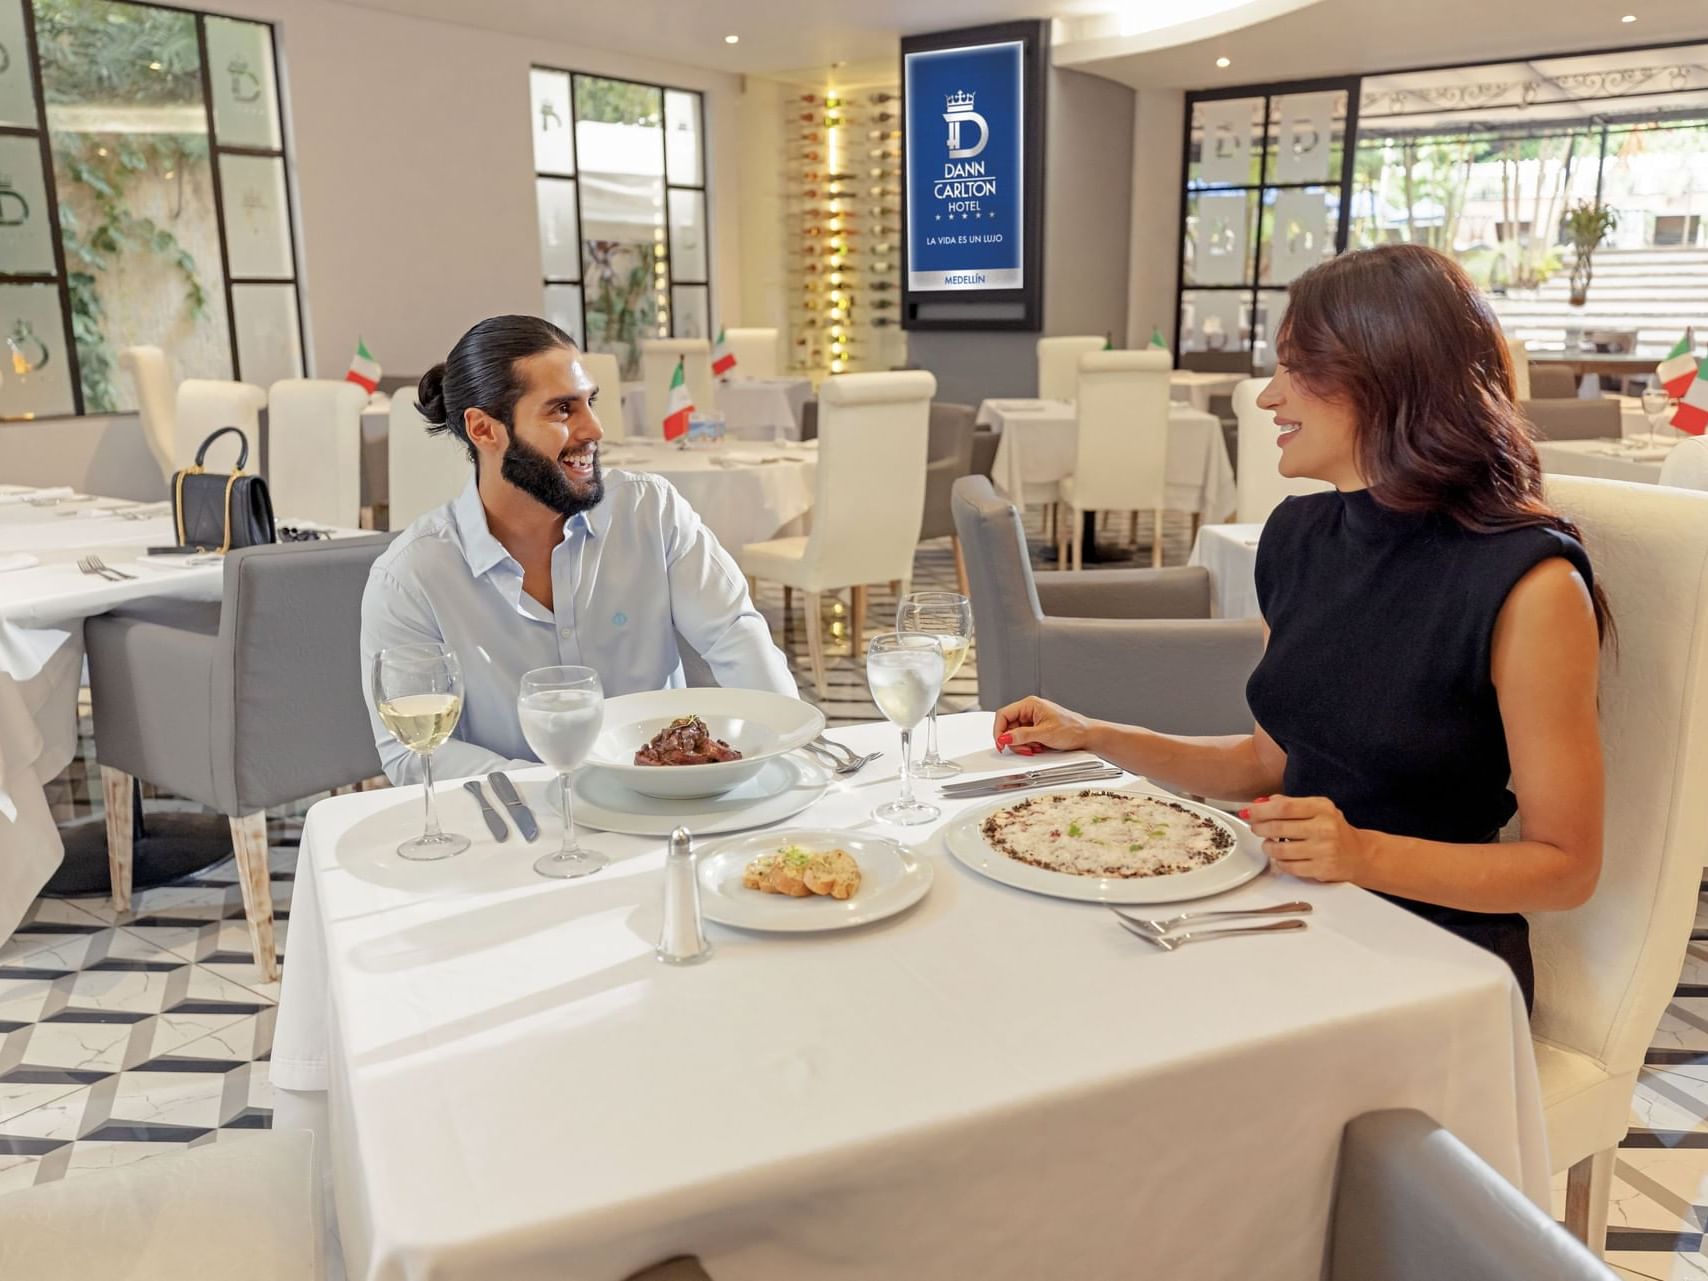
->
805;739;883;775
1114;916;1307;951
1112;901;1313;936
77;554;136;581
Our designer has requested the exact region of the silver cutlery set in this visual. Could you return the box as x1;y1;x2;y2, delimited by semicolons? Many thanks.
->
461;771;541;842
939;758;1123;799
805;735;882;775
76;555;135;582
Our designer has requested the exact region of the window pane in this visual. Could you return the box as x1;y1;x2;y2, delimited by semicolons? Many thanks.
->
1184;191;1255;286
0;284;76;418
531;68;574;173
1178;289;1248;361
671;284;707;340
0;0;38;128
204;16;281;150
1259;186;1338;285
1189;97;1263;188
582;239;659;380
220;152;292;278
667;187;706;282
1265;92;1345;186
1252;289;1288;371
231;281;301;388
537;177;580;280
665;89;701;186
575;77;663;179
544;283;582;347
0;135;56;274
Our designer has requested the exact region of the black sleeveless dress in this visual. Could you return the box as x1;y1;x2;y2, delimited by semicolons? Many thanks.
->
1245;489;1595;1011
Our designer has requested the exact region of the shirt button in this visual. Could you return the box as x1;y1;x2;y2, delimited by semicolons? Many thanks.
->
559;626;573;639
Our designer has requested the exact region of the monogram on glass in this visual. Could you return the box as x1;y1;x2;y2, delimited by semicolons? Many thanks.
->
867;632;947;826
517;665;607;879
896;591;973;779
373;644;470;861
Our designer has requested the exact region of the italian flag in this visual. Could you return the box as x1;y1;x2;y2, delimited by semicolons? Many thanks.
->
711;328;737;378
1102;335;1114;351
1149;327;1169;350
662;357;694;440
1672;360;1708;436
1657;334;1698;399
345;338;381;393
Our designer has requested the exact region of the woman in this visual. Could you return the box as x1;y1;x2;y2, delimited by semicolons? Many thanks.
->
997;244;1608;1010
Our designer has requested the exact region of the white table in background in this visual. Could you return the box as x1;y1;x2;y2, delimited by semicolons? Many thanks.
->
600;440;818;550
1169;370;1245;414
715;376;813;442
1188;522;1265;620
976;398;1239;522
272;711;1545;1281
1535;438;1672;484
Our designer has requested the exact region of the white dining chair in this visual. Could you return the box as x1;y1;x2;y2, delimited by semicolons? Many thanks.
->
1659;437;1708;492
723;327;780;380
1233;377;1333;524
118;345;176;483
1036;335;1106;402
738;371;936;697
1055;350;1172;571
578;350;625;443
1506;333;1532;402
641;338;716;434
388;391;469;529
267;379;368;528
1531;475;1708;1255
175;378;266;473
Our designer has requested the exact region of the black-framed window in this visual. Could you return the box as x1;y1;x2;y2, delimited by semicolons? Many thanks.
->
530;67;709;381
0;0;304;421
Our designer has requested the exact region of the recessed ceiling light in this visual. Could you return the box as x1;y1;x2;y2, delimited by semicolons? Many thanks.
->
1621;12;1636;20
1215;56;1231;68
724;33;739;43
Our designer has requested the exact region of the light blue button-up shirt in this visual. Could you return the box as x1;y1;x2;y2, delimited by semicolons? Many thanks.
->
360;471;795;784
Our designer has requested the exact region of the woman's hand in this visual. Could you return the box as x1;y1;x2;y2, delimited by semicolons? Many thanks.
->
992;697;1100;755
1243;795;1373;883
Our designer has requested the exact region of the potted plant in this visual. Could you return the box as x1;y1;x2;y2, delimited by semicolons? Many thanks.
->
1563;202;1619;307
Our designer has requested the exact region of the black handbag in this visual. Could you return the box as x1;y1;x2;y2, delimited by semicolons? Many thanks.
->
171;426;276;552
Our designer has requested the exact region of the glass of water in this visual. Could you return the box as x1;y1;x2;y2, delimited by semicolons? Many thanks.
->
518;665;606;879
1641;386;1673;448
897;591;973;779
373;643;469;861
867;632;947;826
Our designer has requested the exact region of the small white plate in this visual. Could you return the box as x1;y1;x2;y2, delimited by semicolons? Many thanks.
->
942;786;1267;905
697;828;933;932
566;752;830;837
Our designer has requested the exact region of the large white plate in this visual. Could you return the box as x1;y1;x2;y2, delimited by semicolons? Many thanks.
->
696;828;933;932
942;786;1267;904
566;752;830;837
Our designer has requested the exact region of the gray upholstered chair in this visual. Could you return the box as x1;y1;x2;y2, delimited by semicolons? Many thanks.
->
1328;1110;1609;1281
951;476;1262;733
922;401;977;595
1522;397;1620;441
86;535;395;981
971;427;999;482
1528;364;1579;399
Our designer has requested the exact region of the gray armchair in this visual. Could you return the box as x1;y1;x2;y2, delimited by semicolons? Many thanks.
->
1528;364;1579;399
922;402;977;594
951;476;1262;733
85;535;395;980
1522;397;1620;441
1329;1110;1609;1281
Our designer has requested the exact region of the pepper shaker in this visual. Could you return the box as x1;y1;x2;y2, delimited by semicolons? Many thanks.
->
657;826;712;965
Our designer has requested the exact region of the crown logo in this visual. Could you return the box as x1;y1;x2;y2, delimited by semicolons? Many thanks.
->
946;90;976;110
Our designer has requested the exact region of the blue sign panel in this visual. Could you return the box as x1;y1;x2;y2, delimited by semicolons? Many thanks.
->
904;40;1024;292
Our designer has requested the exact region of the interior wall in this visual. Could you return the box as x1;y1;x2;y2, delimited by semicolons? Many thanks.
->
737;76;789;340
1127;88;1185;349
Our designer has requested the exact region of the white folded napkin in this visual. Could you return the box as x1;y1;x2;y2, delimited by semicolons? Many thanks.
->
0;553;39;573
0;486;73;506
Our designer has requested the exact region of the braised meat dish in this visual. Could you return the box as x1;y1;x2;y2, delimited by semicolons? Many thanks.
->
634;715;744;766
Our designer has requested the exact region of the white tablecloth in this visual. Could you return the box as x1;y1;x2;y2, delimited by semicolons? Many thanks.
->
600;441;817;551
273;712;1546;1281
1535;438;1671;484
1188;522;1264;620
626;379;815;443
1169;370;1244;414
976;399;1239;520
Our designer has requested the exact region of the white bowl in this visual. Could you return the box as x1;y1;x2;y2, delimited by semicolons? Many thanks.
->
580;687;826;799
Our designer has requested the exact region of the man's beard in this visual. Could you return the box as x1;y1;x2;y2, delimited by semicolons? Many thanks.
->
500;434;604;519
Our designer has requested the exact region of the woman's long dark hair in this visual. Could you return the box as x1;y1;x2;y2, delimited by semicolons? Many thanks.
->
1276;243;1612;642
417;314;576;464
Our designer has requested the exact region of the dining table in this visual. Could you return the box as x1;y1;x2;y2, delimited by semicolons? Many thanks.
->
599;439;819;551
1534;437;1673;484
1168;369;1245;414
271;710;1546;1281
625;379;815;444
1188;521;1266;620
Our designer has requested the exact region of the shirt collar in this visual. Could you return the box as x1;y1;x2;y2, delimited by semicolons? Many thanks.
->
451;477;598;579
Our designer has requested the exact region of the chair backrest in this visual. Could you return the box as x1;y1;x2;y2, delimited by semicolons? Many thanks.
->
1505;334;1532;401
1660;437;1708;492
387;392;469;529
1530;477;1708;1076
175;379;266;473
118;345;176;481
218;535;394;812
1233;377;1333;523
641;338;716;433
1529;364;1578;399
1329;1109;1609;1281
1179;350;1252;373
577;350;625;443
807;371;935;584
266;378;368;528
1070;349;1172;513
952;474;1049;703
724;327;780;380
1035;335;1106;402
921;402;977;542
1521;397;1619;442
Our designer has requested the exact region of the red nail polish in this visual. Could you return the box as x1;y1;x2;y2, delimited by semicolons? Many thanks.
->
1238;808;1250;820
997;733;1013;747
1255;796;1270;803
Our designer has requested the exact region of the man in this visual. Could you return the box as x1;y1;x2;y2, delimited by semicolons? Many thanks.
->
361;315;794;784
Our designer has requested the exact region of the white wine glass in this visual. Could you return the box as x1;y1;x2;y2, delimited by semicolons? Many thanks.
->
896;591;973;779
517;665;607;879
1641;386;1673;449
867;631;946;826
373;643;470;861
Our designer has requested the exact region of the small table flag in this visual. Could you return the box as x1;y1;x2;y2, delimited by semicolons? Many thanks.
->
712;329;737;378
346;338;381;394
1658;333;1698;400
1672;360;1708;437
663;357;694;441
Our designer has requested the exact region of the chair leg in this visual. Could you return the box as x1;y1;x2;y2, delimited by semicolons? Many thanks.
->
1128;512;1139;545
229;811;280;984
850;584;868;657
783;585;792;618
1071;510;1085;572
951;534;970;599
1151;510;1165;569
101;766;134;913
1564;1148;1613;1256
1056;509;1069;566
803;591;827;700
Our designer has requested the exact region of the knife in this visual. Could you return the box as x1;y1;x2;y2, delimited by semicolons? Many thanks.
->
462;780;510;842
487;771;540;842
942;767;1123;798
940;761;1118;795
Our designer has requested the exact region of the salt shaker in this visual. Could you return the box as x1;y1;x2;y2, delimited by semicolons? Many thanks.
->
657;826;712;965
